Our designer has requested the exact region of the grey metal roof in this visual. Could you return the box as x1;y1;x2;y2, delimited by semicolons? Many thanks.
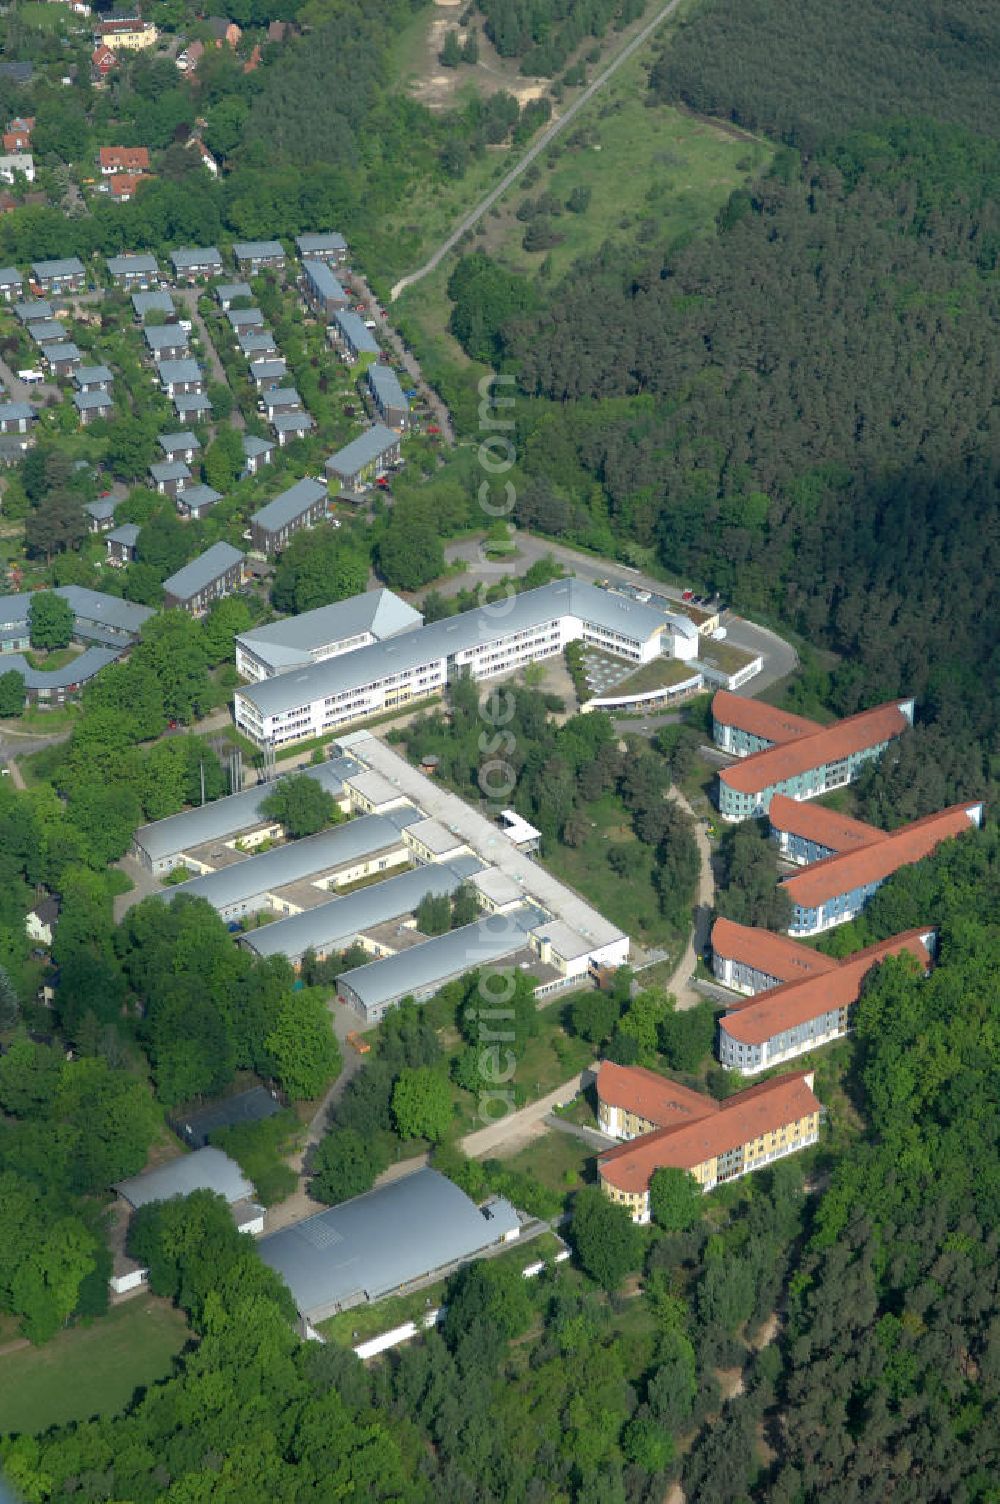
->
332;307;378;354
227;306;264;328
177;483;221;512
236;589;422;672
0;265;22;287
0;592;29;628
367;363;408;415
28;320;66;343
240;854;482;961
48;341;81;364
239;330;277;354
85;498;117;522
133;757;358;862
157;358;201;385
74;365;113;386
159;430;199;454
295;232;346;256
171;246;222;270
272;411;313;434
233;240;285;261
107;253;157;276
263;386;301;410
163;542;243;601
216;281;251;304
258;1167;519;1317
150;458;190;483
15;299;51;321
1;645;121;690
54;585;153;635
338;905;540;1012
174;393;212;416
132;290;174;317
32;257;85;279
250;476;326;533
115;1146;252;1208
301;259;345;303
0;402;34;421
249;359;286;383
73;391;112;412
161;806;420;913
107;523;140;547
325;423;398;480
239;580;667;720
145;324;188;350
243;434;274;458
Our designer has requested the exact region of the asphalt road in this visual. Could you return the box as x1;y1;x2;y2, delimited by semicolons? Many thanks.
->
389;0;687;301
440;531;799;696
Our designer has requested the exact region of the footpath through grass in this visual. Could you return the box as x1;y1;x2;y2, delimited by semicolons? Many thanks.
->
0;1297;190;1436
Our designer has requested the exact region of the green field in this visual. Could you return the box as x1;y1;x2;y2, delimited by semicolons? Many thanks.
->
491;1126;597;1197
476;57;773;279
0;1297;190;1436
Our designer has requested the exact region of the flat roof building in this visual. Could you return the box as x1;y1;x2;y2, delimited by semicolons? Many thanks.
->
236;587;421;681
162;541;244;613
258;1167;518;1325
234;579;669;747
716;697;915;821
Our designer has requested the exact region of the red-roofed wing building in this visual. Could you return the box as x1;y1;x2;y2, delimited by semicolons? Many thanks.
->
780;801;985;935
711;689;821;757
596;1061;718;1140
109;172;149;202
598;1068;822;1220
92;44;118;79
716;697;915;821
717;928;936;1073
768;792;887;866
710;915;839;996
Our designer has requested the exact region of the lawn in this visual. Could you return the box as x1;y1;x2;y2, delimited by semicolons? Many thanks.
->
540;792;670;949
0;1297;190;1436
475;54;774;279
23;645;82;672
490;1127;596;1198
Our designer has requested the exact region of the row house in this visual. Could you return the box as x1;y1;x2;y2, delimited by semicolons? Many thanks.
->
295;231;347;266
163;542;245;614
249;357;286;390
107;252;158;289
301;258;348;318
366;363;409;431
325;423;400;490
232;239;285;274
248;476;327;556
31;257;86;295
238;328;278;360
227;305;264;332
174;390;212;422
47;342;82;377
0;265;23;302
170;245;222;282
329;306;377;364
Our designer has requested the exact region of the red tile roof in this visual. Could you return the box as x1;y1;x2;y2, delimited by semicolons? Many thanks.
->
599;1071;820;1190
768;793;885;854
711;916;839;986
596;1061;717;1128
110;172;149;199
720;929;935;1045
712;690;821;745
720;701;913;796
780;802;984;909
100;146;149;172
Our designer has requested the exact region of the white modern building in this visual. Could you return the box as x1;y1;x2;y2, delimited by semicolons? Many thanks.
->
235;589;423;682
234;579;672;749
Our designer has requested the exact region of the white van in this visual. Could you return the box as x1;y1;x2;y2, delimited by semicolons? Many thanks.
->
18;369;44;384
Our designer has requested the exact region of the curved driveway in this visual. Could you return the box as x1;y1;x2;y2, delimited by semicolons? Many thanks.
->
390;0;687;301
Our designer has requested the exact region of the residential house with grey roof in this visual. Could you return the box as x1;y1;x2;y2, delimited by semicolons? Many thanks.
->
330;307;378;362
301;258;348;318
47;342;82;376
238;328;278;360
0;266;23;301
159;430;200;463
170;246;222;281
149;458;191;496
31;257;85;293
0;402;36;435
294;231;347;265
106;522;140;566
15;298;51;323
173;390;212;421
232;239;285;273
107;253;158;289
242;433;274;476
248;357;287;389
144;323;188;360
216;280;251;309
74;389;113;424
324;423;400;489
132;289;175;321
74;364;113;392
162;541;244;613
157;357;203;395
366;363;409;430
271;410;314;446
227;306;264;331
174;482;221;520
248;475;327;555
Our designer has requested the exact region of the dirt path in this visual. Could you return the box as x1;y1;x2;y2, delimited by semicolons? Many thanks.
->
460;1068;595;1158
174;286;244;432
390;0;687;300
664;785;715;1010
